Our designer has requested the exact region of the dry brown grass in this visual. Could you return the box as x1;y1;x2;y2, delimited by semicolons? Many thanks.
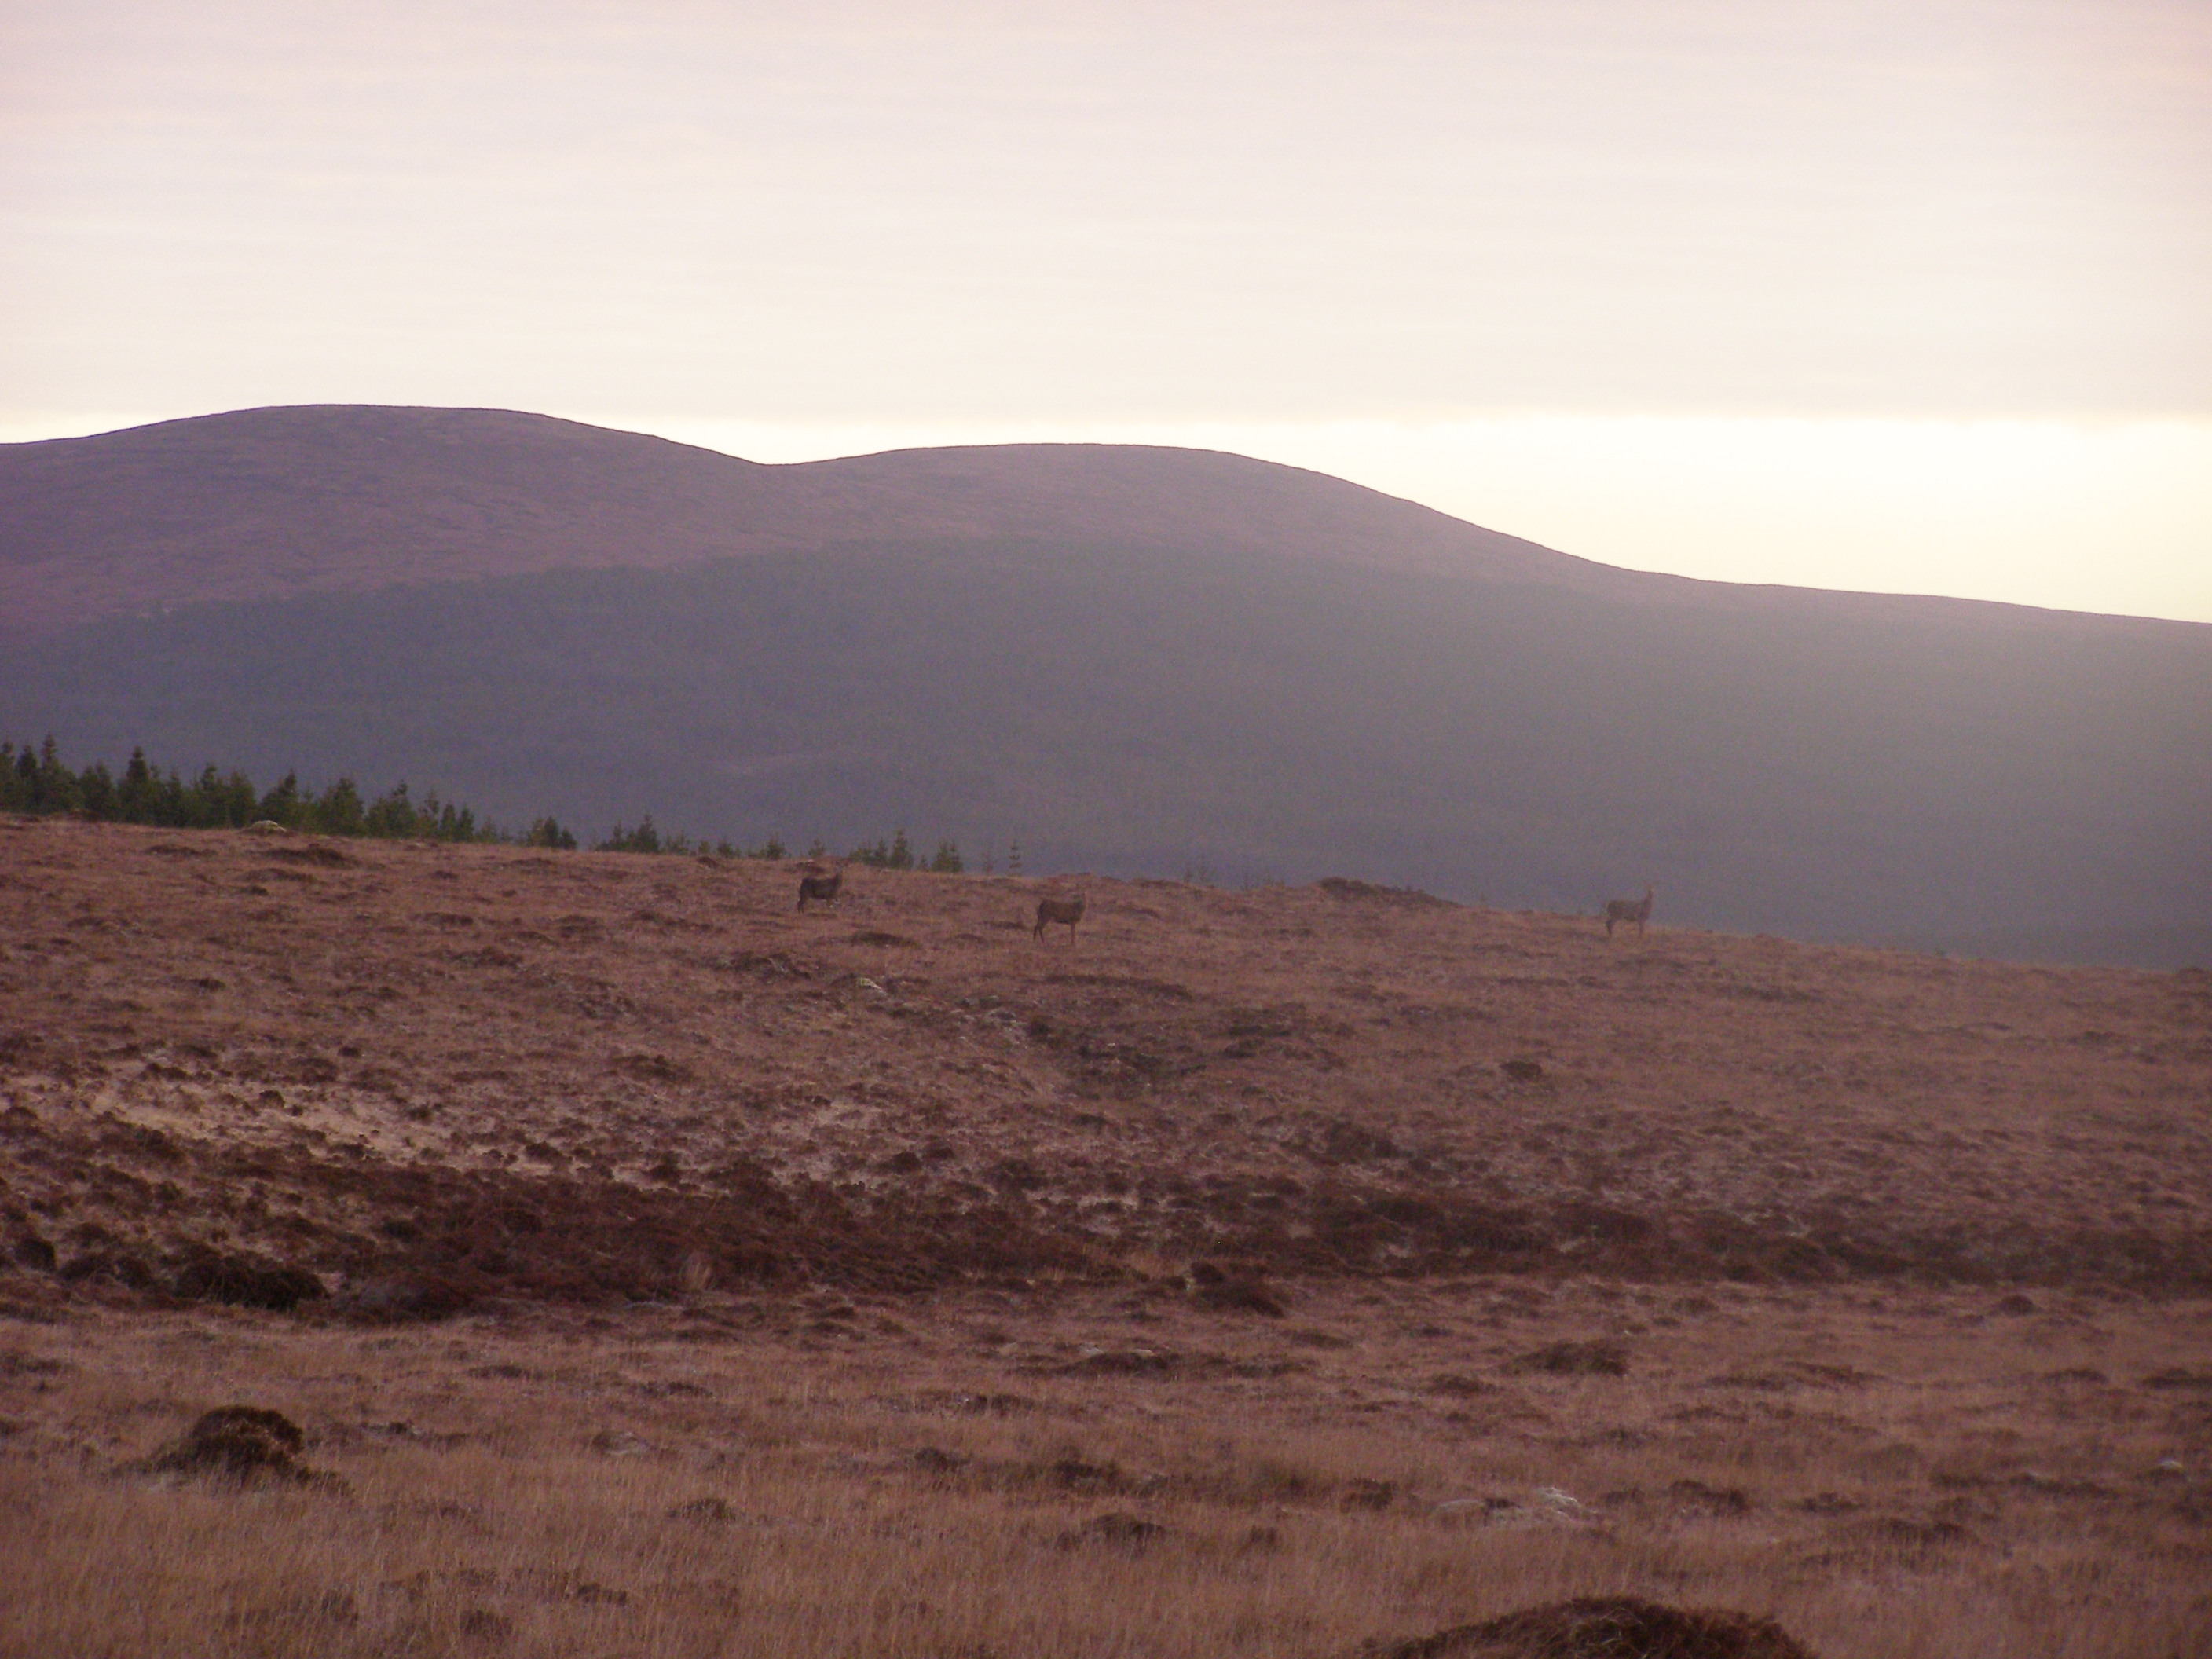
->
3;1284;2209;1657
3;818;2210;1654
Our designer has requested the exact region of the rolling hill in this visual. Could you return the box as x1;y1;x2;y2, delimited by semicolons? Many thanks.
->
2;405;2207;965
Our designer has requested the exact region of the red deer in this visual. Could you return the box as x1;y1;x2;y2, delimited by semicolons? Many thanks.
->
796;866;845;910
1603;885;1654;938
1033;892;1086;939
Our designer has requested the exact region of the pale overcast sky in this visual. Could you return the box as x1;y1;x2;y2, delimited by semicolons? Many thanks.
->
5;1;2209;619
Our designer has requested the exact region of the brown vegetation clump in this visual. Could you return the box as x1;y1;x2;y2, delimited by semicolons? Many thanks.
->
1057;1511;1168;1551
1317;877;1452;908
169;1249;324;1312
139;1404;313;1485
1189;1259;1287;1316
1370;1596;1817;1659
1510;1341;1629;1377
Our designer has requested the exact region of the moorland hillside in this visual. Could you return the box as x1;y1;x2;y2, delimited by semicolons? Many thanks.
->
5;815;2210;1659
3;408;2208;965
3;816;2205;1324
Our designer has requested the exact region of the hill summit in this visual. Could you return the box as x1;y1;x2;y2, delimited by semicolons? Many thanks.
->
0;404;1602;632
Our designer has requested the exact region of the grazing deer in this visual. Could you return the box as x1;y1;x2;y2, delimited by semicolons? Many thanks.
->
796;866;844;910
1603;885;1654;938
1033;892;1086;939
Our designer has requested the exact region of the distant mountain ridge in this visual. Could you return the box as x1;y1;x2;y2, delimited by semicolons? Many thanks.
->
0;405;1611;632
3;405;2208;967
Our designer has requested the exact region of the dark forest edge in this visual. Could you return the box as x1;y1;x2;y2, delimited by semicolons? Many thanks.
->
0;735;979;872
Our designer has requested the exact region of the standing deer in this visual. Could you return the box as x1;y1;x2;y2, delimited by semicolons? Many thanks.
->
1603;885;1654;938
796;866;845;910
1033;892;1086;940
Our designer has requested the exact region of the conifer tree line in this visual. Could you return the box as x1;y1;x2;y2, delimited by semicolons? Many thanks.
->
0;734;547;844
1;735;991;873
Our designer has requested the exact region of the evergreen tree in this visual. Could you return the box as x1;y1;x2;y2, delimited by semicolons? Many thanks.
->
34;738;80;815
153;767;185;826
599;818;663;854
217;769;256;826
314;776;367;837
183;764;231;828
117;748;157;821
258;771;302;826
364;781;417;839
526;816;577;850
929;840;963;874
78;762;117;820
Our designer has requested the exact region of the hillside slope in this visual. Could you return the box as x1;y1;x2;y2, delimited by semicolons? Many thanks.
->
2;407;2207;965
4;819;2207;1320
